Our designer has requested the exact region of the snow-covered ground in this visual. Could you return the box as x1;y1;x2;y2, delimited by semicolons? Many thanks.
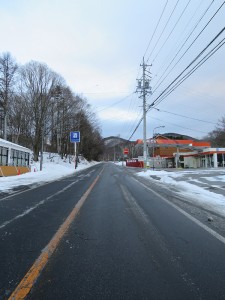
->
0;153;98;193
1;156;225;218
135;168;225;217
113;161;225;217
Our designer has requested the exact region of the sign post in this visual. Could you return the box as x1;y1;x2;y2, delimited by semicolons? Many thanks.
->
70;131;80;169
123;148;129;166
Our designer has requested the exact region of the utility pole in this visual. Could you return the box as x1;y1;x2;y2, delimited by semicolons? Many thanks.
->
136;57;152;169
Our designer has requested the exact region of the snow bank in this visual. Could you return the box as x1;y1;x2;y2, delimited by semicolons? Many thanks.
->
0;153;98;193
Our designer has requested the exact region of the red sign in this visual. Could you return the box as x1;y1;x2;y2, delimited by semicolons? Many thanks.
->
123;148;129;155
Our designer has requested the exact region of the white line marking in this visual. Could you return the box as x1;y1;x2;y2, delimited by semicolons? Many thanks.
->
0;180;79;229
0;167;94;202
8;170;102;300
134;178;225;246
0;169;99;228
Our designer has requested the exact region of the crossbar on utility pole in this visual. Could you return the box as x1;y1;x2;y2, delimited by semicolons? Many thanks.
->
137;57;152;170
142;58;147;169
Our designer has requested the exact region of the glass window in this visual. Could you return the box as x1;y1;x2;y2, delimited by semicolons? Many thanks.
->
0;146;8;166
17;151;22;166
4;148;30;166
25;152;30;166
12;149;19;166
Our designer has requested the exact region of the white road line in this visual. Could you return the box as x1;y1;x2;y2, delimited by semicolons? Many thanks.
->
0;169;96;202
0;180;79;229
0;181;51;202
0;169;98;228
8;171;102;300
135;178;225;246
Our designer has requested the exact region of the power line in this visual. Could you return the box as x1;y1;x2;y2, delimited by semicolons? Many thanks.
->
149;25;225;108
131;2;224;140
146;0;180;63
135;0;168;90
152;107;217;125
152;34;225;105
128;116;143;140
152;0;192;64
120;94;142;139
147;115;210;134
144;0;168;59
152;1;225;93
126;109;143;140
131;27;225;139
152;0;214;90
95;92;135;113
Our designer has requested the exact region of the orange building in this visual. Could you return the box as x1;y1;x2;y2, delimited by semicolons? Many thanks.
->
135;135;225;168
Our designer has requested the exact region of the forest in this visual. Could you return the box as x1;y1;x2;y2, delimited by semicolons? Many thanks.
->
0;52;104;161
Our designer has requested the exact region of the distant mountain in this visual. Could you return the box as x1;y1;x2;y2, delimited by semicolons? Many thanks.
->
103;136;131;147
102;136;135;161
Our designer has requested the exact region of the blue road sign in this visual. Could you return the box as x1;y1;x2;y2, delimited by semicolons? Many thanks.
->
70;131;80;143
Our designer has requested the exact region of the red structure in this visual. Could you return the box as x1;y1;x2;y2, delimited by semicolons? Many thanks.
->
126;159;143;168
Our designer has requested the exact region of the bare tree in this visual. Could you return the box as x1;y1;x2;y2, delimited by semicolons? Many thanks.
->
8;94;25;143
20;61;63;160
0;52;18;140
205;116;225;147
0;53;103;161
48;86;82;157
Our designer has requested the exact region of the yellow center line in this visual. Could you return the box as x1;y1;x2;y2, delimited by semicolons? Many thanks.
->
9;168;104;300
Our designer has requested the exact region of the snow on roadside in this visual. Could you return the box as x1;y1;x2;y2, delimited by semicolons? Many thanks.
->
136;169;225;217
0;153;98;193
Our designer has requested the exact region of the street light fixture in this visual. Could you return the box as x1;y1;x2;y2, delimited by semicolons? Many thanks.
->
152;126;165;170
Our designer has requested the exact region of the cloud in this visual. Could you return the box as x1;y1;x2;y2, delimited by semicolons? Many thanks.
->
1;0;225;141
190;76;225;98
98;107;140;122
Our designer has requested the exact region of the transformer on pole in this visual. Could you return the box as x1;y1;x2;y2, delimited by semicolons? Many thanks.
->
136;57;152;169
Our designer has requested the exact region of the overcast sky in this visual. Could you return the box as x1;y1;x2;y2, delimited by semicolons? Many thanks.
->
0;0;225;141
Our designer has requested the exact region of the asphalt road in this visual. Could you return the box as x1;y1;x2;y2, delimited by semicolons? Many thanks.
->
1;162;225;299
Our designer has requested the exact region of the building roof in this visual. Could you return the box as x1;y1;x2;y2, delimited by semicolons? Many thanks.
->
155;138;210;148
0;138;32;153
136;136;211;149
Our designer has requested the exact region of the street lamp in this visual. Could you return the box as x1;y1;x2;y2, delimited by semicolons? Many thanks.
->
152;126;165;170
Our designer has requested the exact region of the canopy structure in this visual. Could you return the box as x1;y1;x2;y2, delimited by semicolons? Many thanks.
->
135;136;225;168
136;136;211;157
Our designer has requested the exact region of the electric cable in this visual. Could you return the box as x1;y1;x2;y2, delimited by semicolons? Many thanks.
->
96;92;135;113
152;35;225;106
131;2;225;140
125;109;143;140
152;0;214;89
152;0;192;64
147;115;211;134
128;115;143;140
146;0;180;63
120;93;142;138
153;1;225;93
144;0;168;59
151;107;217;125
149;26;225;108
130;29;225;139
